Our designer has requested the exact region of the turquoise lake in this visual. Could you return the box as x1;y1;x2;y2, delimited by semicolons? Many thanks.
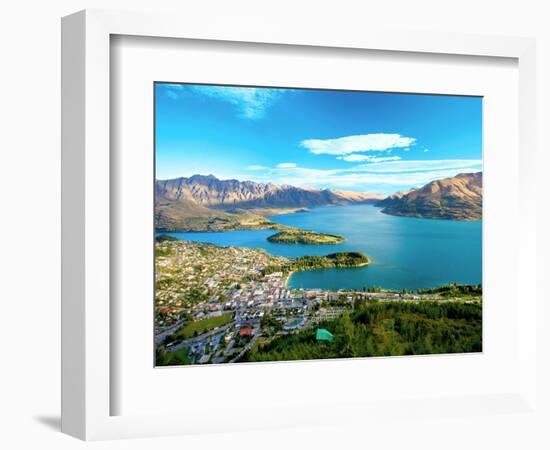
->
161;204;482;291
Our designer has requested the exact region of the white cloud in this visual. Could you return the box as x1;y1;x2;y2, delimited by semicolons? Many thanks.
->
301;133;416;155
276;162;297;168
352;159;481;174
424;149;429;152
337;154;402;163
188;85;284;119
246;165;268;171
165;89;179;100
241;159;482;193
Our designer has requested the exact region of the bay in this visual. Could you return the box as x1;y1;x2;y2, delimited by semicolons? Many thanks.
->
160;204;482;291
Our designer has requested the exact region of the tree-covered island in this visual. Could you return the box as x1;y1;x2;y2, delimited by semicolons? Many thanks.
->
267;229;345;244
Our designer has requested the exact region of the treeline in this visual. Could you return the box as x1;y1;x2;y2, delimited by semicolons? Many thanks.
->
417;283;482;297
243;301;482;362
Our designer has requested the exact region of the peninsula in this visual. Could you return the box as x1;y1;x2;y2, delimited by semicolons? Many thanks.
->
291;252;370;271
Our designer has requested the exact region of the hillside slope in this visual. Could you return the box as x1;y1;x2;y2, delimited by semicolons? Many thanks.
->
376;172;482;220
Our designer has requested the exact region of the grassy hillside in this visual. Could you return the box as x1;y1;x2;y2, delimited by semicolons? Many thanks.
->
378;172;482;221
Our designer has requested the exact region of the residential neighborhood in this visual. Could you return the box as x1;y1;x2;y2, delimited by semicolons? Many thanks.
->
155;238;469;366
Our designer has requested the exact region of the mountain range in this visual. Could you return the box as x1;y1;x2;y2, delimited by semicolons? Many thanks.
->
155;175;384;230
155;172;482;231
156;175;384;209
376;172;482;220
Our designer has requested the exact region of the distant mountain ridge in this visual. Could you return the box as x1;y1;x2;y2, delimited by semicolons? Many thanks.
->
376;172;482;221
155;173;482;230
155;175;384;230
156;174;383;209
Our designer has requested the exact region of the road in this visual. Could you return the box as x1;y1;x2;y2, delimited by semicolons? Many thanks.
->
155;318;188;345
165;322;234;353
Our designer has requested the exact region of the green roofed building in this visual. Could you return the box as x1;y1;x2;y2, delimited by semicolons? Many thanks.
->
316;328;334;342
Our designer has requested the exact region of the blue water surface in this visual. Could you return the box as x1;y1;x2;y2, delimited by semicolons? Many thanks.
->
161;205;482;291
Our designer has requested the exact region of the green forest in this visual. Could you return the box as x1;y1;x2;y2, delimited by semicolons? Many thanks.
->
244;300;482;362
293;252;370;269
263;251;370;276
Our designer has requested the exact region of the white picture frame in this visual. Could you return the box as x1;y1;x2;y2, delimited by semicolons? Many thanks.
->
61;9;538;441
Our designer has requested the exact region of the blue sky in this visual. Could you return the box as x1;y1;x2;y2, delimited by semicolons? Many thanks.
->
155;83;482;194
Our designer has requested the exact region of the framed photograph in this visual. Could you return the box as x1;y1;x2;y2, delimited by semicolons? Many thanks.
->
153;82;483;368
62;9;538;441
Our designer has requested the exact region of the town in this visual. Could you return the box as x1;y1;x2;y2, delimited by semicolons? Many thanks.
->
155;238;480;366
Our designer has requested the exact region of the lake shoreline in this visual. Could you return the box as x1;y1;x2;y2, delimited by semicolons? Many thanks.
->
158;204;482;291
